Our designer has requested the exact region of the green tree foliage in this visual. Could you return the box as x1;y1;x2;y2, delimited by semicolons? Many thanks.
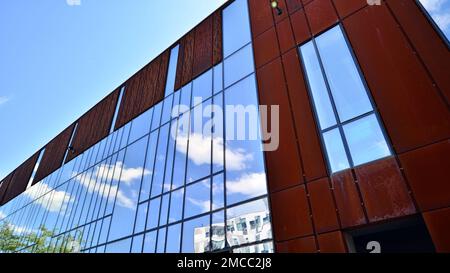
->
0;221;83;253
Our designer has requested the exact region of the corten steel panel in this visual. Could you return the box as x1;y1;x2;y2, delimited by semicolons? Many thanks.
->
423;207;450;253
308;178;340;234
317;231;347;253
355;157;416;223
212;10;223;66
343;6;450;154
192;16;213;78
399;140;450;212
2;152;40;205
248;0;275;37
67;90;119;162
33;124;75;185
332;0;367;18
304;0;339;35
254;27;280;68
276;17;296;54
115;51;169;130
285;0;303;14
155;50;170;100
289;8;311;45
256;58;304;192
276;236;317;253
331;170;367;228
387;0;450;104
175;30;195;90
270;185;314;241
0;173;14;205
281;49;327;181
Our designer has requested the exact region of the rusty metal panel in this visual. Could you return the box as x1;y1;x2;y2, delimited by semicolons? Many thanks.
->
256;58;304;192
400;140;450;212
66;89;119;162
355;157;416;222
193;16;213;78
212;10;223;65
271;185;314;241
0;172;14;205
1;152;40;205
33;124;75;184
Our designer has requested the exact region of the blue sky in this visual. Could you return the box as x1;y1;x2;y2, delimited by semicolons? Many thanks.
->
0;0;227;180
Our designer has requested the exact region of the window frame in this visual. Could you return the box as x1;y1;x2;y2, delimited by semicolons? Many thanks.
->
298;24;393;174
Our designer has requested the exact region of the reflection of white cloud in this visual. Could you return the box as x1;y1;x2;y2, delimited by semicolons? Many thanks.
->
24;183;72;213
187;197;210;212
74;161;150;210
177;133;252;171
0;210;6;220
226;172;267;197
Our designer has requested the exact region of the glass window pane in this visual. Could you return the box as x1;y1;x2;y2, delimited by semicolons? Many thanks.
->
180;83;192;111
192;69;213;106
322;128;350;173
163;119;177;192
233;242;274;253
166;223;181;253
159;194;170;226
213;63;223;94
140;131;158;202
300;41;337;130
151;123;170;197
168;188;184;224
151;102;163;131
211;210;225;251
226;198;272;247
212;173;224;210
184;179;211;218
131;235;143;253
105;238;131;253
156;228;166;253
186;100;212;183
161;94;174;125
225;75;268;205
146;197;161;230
172;115;188;190
212;93;224;174
143;231;157;253
182;215;210;253
223;0;252;57
343;114;391;166
224;44;254;88
134;202;148;234
165;45;180;96
108;137;148;241
128;109;152;144
316;26;373;122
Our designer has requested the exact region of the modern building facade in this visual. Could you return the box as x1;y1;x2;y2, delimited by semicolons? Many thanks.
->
0;0;449;253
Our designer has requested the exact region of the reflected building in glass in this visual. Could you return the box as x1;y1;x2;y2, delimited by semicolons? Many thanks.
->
1;0;450;253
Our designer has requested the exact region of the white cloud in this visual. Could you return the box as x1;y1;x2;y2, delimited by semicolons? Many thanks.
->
226;172;267;197
419;0;450;31
0;210;6;220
